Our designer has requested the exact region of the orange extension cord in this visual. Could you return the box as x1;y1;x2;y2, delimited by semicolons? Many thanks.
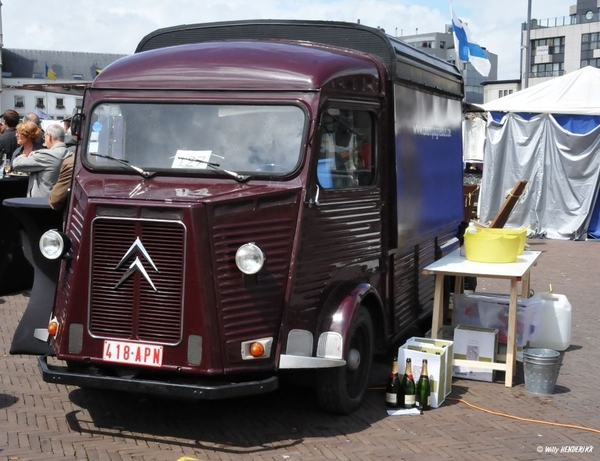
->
445;396;600;434
374;386;600;434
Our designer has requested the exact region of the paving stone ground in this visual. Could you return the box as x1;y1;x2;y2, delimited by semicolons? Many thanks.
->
1;238;599;460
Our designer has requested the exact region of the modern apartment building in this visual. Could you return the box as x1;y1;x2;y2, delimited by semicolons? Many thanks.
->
522;0;600;86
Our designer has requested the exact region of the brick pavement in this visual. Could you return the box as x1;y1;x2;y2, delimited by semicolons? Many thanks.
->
1;238;599;460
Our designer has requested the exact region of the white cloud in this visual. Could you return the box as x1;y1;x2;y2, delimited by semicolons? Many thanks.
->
1;0;572;79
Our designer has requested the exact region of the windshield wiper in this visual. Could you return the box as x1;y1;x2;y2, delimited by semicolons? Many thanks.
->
176;156;249;183
90;153;154;178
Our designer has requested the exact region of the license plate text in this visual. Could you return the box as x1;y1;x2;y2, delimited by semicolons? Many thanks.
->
103;340;163;367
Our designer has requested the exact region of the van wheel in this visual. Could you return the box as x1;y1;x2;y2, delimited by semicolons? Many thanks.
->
316;306;374;415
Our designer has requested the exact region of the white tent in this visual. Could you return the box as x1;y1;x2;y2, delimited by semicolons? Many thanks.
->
480;66;600;115
477;66;600;240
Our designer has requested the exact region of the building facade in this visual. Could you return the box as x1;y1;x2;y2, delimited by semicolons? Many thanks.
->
523;0;600;86
0;49;125;120
481;79;521;104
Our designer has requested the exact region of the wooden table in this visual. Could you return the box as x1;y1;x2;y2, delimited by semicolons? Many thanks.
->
423;249;542;387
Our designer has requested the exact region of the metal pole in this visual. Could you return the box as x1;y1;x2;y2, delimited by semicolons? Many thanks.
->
524;0;532;88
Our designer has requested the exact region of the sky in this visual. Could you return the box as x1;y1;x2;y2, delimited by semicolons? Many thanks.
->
1;0;572;80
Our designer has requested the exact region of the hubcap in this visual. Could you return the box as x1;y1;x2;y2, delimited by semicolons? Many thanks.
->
347;348;361;371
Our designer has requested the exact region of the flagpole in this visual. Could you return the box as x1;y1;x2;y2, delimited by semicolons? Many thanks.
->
524;0;532;88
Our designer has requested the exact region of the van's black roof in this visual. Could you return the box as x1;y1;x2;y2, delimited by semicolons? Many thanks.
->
136;19;463;98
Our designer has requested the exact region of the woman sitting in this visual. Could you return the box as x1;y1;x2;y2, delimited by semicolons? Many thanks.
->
11;121;43;162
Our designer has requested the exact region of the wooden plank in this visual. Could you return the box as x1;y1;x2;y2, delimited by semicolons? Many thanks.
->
489;180;528;228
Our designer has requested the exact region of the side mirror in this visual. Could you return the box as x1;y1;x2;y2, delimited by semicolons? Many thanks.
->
70;113;83;139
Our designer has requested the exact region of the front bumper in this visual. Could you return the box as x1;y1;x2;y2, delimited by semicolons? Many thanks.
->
38;355;279;400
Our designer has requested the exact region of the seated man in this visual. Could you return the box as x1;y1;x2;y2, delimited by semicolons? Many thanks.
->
49;153;75;229
49;155;74;209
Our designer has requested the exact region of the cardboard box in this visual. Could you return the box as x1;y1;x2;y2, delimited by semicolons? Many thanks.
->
398;342;447;408
407;336;453;398
453;325;498;382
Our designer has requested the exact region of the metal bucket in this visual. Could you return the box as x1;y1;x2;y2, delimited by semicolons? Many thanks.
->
523;348;561;395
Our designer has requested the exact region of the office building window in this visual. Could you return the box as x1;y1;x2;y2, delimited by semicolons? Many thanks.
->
529;37;565;79
531;62;564;78
14;96;24;108
582;58;600;69
581;33;600;51
532;37;565;55
56;98;65;109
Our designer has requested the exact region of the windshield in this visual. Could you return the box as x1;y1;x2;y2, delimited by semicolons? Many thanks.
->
85;102;306;177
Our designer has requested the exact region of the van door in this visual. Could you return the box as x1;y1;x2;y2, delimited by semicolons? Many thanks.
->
287;106;385;414
290;106;384;330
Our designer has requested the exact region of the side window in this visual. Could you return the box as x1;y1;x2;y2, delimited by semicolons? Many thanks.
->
316;109;375;189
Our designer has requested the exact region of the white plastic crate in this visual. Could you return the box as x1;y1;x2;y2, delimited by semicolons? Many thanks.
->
452;293;543;347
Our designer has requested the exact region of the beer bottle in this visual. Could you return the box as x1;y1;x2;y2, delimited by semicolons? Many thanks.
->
416;359;431;411
401;358;416;408
385;357;401;409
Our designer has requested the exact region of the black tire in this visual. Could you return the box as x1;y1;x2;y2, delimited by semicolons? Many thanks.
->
316;306;374;414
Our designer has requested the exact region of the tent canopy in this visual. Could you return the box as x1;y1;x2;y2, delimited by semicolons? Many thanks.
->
477;66;600;240
478;66;600;115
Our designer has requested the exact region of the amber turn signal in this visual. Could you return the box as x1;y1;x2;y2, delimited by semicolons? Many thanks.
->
250;341;265;357
47;320;59;336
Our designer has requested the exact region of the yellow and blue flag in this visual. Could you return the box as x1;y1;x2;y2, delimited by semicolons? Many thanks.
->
45;62;57;80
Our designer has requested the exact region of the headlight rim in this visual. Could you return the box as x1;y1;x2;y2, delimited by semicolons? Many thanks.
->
235;242;266;275
39;229;68;260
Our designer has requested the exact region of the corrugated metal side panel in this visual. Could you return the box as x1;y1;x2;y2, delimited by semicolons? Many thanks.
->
418;239;438;310
289;189;383;323
393;251;417;335
210;197;298;366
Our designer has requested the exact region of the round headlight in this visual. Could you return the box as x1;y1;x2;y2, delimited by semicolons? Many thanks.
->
39;230;66;260
235;243;265;275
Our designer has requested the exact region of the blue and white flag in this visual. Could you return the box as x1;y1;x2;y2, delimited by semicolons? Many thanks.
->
35;108;50;120
451;8;491;77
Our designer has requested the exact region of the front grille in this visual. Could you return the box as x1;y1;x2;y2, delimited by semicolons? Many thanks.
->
89;217;186;344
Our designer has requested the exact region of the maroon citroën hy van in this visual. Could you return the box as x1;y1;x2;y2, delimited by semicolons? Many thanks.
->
35;20;464;414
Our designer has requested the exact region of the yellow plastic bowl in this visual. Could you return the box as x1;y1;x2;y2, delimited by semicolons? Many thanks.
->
477;227;527;254
464;231;520;263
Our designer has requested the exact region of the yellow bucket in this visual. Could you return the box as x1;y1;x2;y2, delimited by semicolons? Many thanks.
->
464;231;520;263
477;227;527;254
